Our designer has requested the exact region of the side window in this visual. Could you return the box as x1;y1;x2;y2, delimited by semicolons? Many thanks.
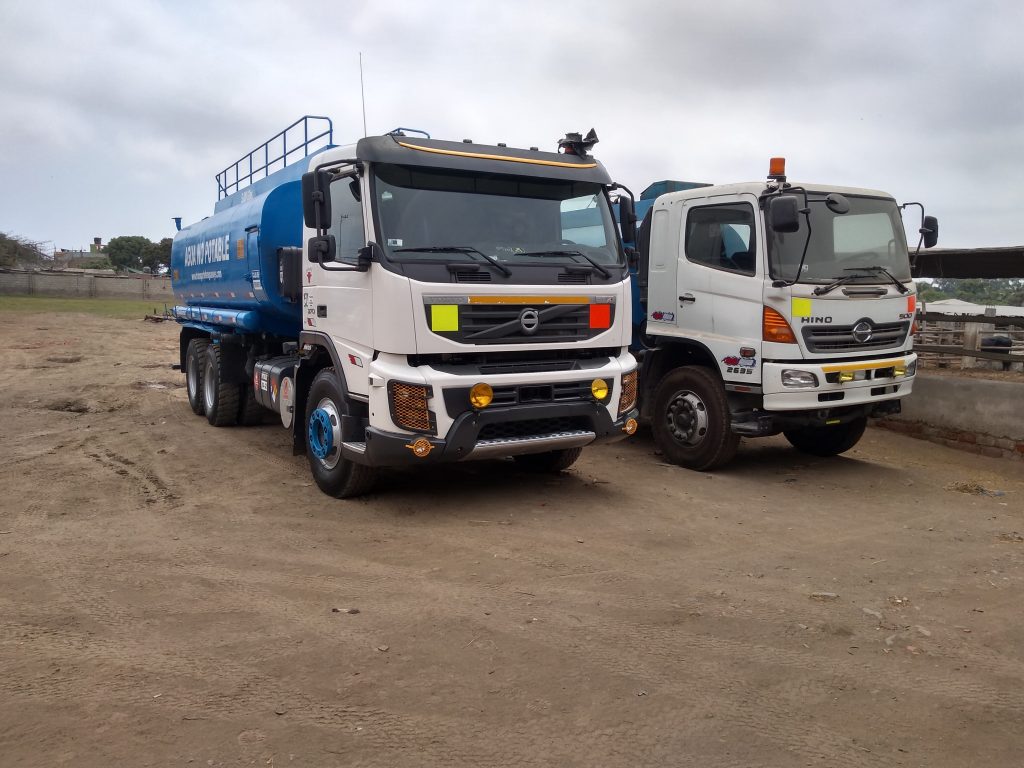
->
328;176;366;264
684;203;756;276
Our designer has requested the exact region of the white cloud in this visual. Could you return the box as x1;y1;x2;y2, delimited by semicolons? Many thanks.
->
1;0;1022;249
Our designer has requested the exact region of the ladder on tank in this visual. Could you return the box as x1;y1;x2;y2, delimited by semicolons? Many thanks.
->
216;115;334;199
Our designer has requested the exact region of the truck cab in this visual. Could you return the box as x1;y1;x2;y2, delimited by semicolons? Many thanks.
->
172;120;639;497
632;160;937;468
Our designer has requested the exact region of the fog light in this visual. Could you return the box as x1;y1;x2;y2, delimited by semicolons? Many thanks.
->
838;371;855;383
781;370;818;388
623;417;638;435
591;378;610;401
469;382;493;409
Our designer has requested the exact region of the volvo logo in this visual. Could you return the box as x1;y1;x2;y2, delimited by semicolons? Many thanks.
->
852;320;874;343
519;308;540;335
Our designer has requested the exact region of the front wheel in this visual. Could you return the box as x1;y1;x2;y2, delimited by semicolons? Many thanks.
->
305;368;377;498
513;447;583;473
651;367;739;470
783;417;867;457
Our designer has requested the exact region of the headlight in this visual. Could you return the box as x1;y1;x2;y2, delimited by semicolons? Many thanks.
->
781;370;818;388
618;369;638;414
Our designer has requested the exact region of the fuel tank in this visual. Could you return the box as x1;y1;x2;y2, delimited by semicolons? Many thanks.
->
171;161;310;337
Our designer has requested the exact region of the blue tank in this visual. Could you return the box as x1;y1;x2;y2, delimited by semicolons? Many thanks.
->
171;157;316;338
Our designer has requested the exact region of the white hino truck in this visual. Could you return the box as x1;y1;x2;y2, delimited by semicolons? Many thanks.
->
171;118;639;497
626;158;938;469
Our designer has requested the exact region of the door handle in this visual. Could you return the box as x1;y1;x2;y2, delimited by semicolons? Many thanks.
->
678;294;696;304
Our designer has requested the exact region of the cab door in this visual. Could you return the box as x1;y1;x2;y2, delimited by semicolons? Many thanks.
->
679;197;764;381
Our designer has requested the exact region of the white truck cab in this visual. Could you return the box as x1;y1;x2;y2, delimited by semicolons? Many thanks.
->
633;160;937;468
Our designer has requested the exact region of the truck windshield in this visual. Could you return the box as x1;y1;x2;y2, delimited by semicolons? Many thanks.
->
372;164;623;267
767;194;911;284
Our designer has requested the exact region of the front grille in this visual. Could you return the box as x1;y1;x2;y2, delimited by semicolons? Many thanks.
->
558;272;588;284
453;270;491;283
444;379;596;417
425;302;614;345
801;321;909;352
478;416;591;440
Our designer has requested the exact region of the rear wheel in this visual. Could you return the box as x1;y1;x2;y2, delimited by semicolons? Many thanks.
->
513;447;583;473
306;368;377;498
185;338;209;415
203;345;240;427
651;366;739;470
784;417;867;457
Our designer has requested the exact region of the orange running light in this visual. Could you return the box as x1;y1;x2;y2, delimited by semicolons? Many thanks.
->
769;157;786;177
763;306;797;344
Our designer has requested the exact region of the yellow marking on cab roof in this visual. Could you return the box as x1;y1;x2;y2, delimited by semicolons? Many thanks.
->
468;295;590;305
821;359;906;373
396;141;598;169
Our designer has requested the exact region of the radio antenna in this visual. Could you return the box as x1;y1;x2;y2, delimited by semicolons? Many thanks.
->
359;52;368;137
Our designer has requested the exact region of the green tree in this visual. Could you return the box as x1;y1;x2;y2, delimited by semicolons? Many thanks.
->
143;237;172;273
105;235;153;272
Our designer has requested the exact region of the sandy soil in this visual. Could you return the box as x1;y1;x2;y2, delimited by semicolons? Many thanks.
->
2;310;1023;768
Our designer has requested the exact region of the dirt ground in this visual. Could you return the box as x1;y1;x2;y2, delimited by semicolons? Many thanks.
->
2;309;1023;768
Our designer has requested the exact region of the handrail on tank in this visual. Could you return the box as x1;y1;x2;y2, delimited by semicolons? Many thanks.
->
216;116;334;200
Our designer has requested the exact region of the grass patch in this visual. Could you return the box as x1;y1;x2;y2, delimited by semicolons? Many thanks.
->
0;295;170;320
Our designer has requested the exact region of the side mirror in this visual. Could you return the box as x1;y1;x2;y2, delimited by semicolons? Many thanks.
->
301;170;332;230
921;215;938;248
618;196;637;243
307;234;336;263
769;195;801;233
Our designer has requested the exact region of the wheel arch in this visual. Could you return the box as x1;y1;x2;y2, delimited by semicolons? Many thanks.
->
292;332;355;455
638;338;720;421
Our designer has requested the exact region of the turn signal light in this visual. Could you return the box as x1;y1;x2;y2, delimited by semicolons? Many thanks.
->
763;306;797;344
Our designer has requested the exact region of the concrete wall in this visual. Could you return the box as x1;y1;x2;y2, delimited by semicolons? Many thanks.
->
0;271;172;300
877;373;1024;461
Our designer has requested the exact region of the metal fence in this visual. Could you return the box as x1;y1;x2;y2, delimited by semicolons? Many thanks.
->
914;311;1024;371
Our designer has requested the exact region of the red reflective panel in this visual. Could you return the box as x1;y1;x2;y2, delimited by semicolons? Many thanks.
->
589;303;611;329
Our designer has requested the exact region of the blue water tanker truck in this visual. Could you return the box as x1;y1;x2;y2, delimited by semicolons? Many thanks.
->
172;117;640;497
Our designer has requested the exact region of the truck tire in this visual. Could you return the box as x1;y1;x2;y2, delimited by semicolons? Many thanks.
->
651;366;739;471
513;447;583;472
237;383;266;426
305;368;377;498
185;338;209;416
203;344;240;427
783;416;867;457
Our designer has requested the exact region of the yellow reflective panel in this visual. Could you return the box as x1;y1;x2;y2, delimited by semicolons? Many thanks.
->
791;298;812;318
430;305;459;331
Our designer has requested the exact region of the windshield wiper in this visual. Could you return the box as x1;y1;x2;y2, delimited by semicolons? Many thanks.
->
516;250;611;279
813;266;910;296
843;265;910;294
393;246;511;277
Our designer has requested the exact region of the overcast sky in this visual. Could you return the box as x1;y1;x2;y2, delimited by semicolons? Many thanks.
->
2;0;1022;252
